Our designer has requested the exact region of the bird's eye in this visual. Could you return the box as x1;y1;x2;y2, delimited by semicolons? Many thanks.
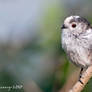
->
72;24;76;28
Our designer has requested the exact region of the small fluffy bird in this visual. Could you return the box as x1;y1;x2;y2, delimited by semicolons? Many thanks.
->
61;16;92;81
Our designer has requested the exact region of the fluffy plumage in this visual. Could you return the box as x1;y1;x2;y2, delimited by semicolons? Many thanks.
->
61;16;92;68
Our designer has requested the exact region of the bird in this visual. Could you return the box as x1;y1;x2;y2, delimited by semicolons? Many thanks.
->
61;15;92;84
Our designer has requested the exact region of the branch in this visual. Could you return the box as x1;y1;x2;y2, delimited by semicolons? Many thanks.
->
69;66;92;92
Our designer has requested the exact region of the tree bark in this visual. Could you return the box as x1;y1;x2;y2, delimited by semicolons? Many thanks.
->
69;66;92;92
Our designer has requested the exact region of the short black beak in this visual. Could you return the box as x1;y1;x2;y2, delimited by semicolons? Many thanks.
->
61;24;67;29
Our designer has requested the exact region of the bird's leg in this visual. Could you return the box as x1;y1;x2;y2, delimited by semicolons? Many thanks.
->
79;68;84;84
79;68;83;78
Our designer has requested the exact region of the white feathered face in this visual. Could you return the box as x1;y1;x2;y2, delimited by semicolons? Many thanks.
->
61;16;91;34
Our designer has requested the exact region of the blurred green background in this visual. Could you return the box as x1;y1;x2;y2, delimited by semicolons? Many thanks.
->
0;0;92;92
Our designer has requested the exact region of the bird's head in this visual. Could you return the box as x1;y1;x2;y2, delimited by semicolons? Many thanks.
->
61;16;91;34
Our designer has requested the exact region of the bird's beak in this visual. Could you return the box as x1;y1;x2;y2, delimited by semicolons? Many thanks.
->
61;24;67;29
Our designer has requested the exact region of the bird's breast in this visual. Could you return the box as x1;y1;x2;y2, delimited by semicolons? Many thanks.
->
61;31;91;68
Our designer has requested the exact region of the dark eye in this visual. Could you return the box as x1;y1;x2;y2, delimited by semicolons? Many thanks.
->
72;24;76;28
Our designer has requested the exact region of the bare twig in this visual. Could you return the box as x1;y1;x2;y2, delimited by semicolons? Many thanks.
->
69;66;92;92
